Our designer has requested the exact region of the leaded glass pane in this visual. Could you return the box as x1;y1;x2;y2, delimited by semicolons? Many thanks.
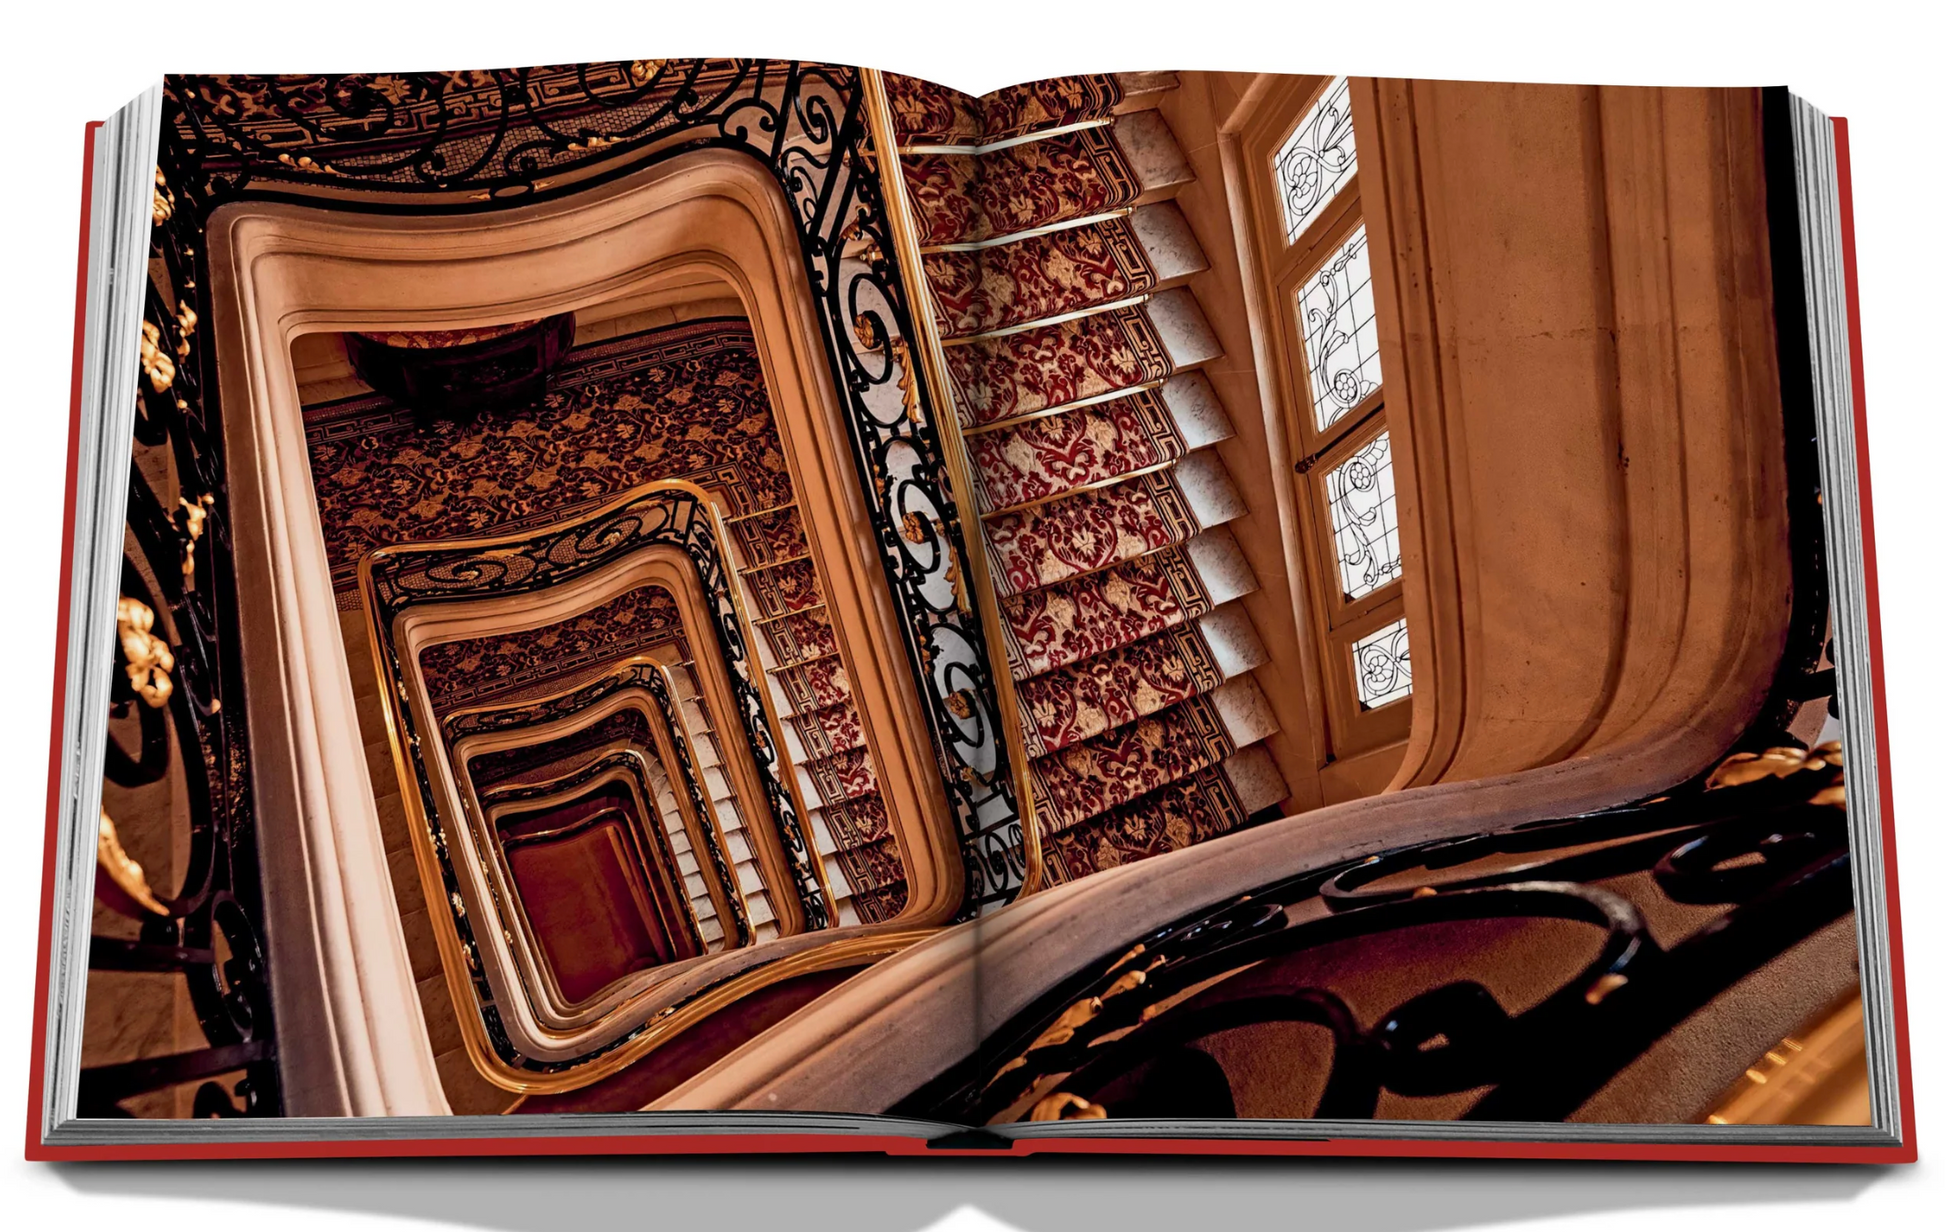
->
1297;223;1382;430
1274;76;1357;242
1352;618;1411;710
1326;431;1402;599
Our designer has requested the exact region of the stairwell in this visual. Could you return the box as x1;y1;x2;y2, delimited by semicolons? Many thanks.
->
716;505;906;924
885;72;1290;884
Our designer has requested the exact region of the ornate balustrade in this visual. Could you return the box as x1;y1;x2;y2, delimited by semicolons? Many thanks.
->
80;168;281;1118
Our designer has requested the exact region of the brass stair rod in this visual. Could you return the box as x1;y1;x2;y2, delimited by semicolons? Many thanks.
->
860;69;1047;897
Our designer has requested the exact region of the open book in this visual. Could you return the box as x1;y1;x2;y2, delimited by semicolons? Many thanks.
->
30;61;1915;1161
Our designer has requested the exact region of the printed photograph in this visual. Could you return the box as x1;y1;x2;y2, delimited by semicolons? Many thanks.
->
79;62;1869;1134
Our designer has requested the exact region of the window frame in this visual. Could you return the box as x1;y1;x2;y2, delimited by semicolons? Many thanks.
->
1244;75;1412;763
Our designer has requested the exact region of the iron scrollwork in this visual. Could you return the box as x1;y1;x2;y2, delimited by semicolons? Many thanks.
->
84;199;279;1114
905;742;1855;1126
162;60;1027;914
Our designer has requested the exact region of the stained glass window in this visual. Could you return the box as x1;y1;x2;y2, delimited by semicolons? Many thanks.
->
1326;431;1402;600
1274;76;1357;243
1297;224;1382;430
1351;618;1411;710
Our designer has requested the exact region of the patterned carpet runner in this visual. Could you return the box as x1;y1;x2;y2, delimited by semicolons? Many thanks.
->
888;72;1288;885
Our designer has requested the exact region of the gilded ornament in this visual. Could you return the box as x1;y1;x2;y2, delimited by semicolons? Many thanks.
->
151;167;175;226
1028;1092;1107;1121
178;492;214;582
1024;995;1101;1054
1706;741;1843;790
97;808;167;916
116;596;174;709
888;337;924;425
174;300;198;359
901;509;933;544
139;321;176;394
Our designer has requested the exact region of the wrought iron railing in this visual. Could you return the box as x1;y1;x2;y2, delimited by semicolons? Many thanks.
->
80;169;281;1118
162;61;1031;913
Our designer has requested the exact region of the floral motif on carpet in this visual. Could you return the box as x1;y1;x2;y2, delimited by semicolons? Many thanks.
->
985;470;1196;595
1044;766;1246;883
774;656;852;713
1000;546;1214;680
884;73;1121;146
805;744;877;807
945;305;1170;427
901;126;1138;248
972;388;1183;509
419;584;686;715
923;215;1156;338
787;699;866;762
1018;623;1223;758
1028;694;1235;833
305;319;793;598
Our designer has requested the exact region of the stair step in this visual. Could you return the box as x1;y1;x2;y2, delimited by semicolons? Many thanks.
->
945;287;1221;429
758;608;838;670
738;557;824;621
771;655;851;715
783;698;866;763
817;790;892;850
725;505;808;568
903;110;1194;250
924;204;1206;340
1018;605;1267;757
1027;678;1277;834
798;744;878;811
1040;749;1285;884
1000;527;1259;681
984;451;1245;597
888;72;1125;149
970;372;1232;511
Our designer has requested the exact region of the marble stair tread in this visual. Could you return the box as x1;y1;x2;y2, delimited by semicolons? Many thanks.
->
970;372;1233;511
1016;603;1269;758
1222;743;1291;817
1000;527;1260;680
984;451;1245;597
902;110;1193;249
945;287;1223;429
924;204;1207;340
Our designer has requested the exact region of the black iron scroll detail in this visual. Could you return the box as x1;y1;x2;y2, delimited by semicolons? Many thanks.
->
903;747;1855;1125
83;212;280;1115
163;61;1025;913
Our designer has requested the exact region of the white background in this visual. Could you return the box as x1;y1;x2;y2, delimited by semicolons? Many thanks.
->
0;2;1938;1227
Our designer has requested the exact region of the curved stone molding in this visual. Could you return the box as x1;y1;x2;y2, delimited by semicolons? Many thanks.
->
207;150;966;1099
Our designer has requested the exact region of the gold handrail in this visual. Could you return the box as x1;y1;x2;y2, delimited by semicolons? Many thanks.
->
861;68;1047;897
